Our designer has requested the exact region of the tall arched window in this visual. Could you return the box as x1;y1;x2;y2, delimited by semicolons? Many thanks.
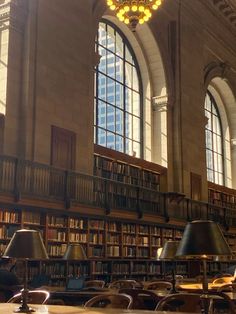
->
94;20;142;158
205;91;224;185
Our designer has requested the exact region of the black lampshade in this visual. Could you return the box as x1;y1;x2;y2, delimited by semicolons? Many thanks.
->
3;229;48;259
63;243;87;260
176;220;232;259
160;241;179;260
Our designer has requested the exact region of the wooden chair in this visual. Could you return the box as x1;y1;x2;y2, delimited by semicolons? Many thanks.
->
7;290;50;304
108;279;139;289
217;283;236;292
84;280;105;288
146;280;172;291
155;292;235;313
212;277;234;285
208;292;236;314
155;293;202;312
119;288;161;310
84;293;133;309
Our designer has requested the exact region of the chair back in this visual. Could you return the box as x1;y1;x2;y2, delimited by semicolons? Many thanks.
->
84;293;133;309
156;292;236;313
119;288;160;310
212;277;234;285
217;283;236;292
155;293;202;312
108;280;138;289
84;280;105;288
146;280;172;291
7;290;50;304
208;292;236;314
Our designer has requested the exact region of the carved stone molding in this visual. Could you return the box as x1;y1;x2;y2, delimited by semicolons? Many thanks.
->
152;95;168;112
210;0;236;29
0;0;28;33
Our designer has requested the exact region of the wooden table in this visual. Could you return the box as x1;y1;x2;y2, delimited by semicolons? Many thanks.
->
178;283;226;291
49;288;115;305
49;288;169;306
1;303;197;314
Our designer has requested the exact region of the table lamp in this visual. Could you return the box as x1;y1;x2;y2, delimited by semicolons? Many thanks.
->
176;220;232;314
63;243;87;260
63;243;87;277
159;240;179;293
3;229;49;313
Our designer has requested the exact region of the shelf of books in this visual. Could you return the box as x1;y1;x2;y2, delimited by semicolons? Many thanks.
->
0;206;236;286
208;182;236;209
94;154;160;191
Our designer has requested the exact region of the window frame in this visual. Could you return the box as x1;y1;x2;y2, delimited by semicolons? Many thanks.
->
94;19;143;158
205;90;225;185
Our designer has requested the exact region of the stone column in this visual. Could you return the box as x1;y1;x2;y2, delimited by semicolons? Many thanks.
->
152;95;168;168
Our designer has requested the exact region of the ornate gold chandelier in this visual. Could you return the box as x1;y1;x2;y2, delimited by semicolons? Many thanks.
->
106;0;163;30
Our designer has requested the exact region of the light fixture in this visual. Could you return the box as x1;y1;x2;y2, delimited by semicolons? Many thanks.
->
63;243;87;260
3;229;49;313
176;220;232;314
106;0;163;31
159;240;179;293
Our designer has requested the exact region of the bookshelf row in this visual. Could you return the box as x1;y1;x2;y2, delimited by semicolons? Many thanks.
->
208;187;236;209
94;154;160;191
1;207;236;259
0;208;187;259
21;258;236;287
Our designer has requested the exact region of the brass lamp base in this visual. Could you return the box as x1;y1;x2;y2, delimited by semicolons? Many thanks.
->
14;305;35;313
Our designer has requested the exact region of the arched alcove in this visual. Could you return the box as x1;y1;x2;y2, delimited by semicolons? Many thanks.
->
204;71;236;188
93;7;168;166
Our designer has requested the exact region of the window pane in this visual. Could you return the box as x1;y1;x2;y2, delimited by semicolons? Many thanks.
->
133;116;140;141
125;62;132;88
115;56;123;83
125;113;132;139
116;109;123;135
116;82;124;108
107;131;115;149
116;33;123;56
94;21;142;157
107;52;115;79
97;128;106;146
133;141;141;158
125;87;132;113
107;25;115;53
204;91;224;184
107;104;115;132
98;100;106;127
132;67;139;91
116;135;123;152
133;91;140;116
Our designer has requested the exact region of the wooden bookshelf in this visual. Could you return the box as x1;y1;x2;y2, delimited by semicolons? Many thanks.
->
0;206;236;286
94;153;161;191
208;182;236;209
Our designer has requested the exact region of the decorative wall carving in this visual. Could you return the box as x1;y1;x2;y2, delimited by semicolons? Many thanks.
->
211;0;236;29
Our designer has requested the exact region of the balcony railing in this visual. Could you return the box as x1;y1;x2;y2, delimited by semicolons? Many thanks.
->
0;155;235;228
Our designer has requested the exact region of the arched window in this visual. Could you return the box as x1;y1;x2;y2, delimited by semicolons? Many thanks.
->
94;20;142;158
205;91;224;185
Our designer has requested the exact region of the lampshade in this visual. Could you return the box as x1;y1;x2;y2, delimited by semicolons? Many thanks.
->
176;220;232;259
63;243;87;260
4;229;48;259
160;240;179;260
